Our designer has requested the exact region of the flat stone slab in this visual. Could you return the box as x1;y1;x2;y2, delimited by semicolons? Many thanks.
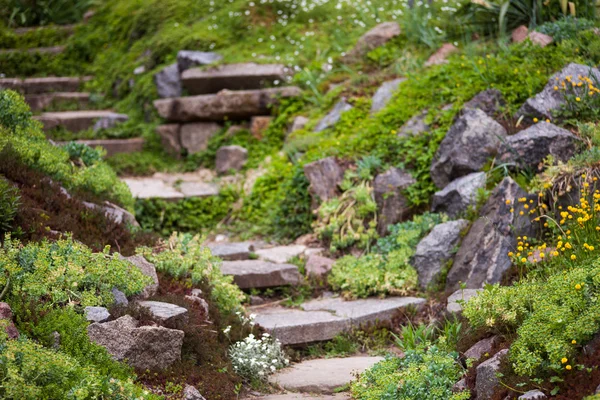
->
182;63;286;95
270;357;382;394
253;296;425;345
84;306;110;323
153;87;301;122
255;245;306;264
122;176;219;200
207;242;254;261
58;138;144;157
35;110;122;132
220;260;301;289
25;92;90;112
0;76;91;94
252;394;350;400
137;301;188;325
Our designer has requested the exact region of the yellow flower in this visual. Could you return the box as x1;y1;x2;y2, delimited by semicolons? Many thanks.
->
562;357;568;364
566;365;572;370
520;258;527;263
508;252;514;257
533;118;539;123
505;199;511;205
571;255;577;261
519;211;524;216
575;283;582;290
576;97;581;102
572;340;577;344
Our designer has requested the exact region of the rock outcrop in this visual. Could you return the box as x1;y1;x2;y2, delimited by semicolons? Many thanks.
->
373;167;415;234
431;172;486;217
303;157;346;202
216;145;248;175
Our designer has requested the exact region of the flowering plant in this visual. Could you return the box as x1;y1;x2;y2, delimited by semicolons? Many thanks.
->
229;333;289;382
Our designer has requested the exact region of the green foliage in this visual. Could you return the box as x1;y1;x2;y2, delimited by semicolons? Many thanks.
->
0;178;19;234
0;235;151;309
552;66;600;122
0;24;72;48
1;0;93;27
62;142;103;167
328;214;444;298
351;347;469;400
139;233;244;314
0;90;37;133
537;16;596;42
271;165;314;241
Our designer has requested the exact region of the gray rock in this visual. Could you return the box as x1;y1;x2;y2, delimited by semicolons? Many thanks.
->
156;124;182;157
92;113;129;132
250;116;273;139
305;255;335;279
464;336;499;361
177;50;222;72
154;87;301;122
518;63;600;121
182;385;207;400
314;99;353;132
255;245;307;264
180;122;221;154
137;301;189;326
100;201;139;227
446;177;536;291
220;260;301;289
431;108;507;189
519;390;547;400
123;255;159;298
431;172;487;217
476;349;508;400
499;122;581;170
398;110;429;137
452;378;468;393
289;116;309;133
35;110;128;133
207;242;254;261
303;157;346;202
425;43;458;67
190;288;203;297
412;219;469;289
463;89;506;117
269;357;383;394
373;167;415;235
528;31;553;47
112;288;129;306
87;315;184;370
371;78;405;113
185;295;210;317
154;63;182;99
249;295;266;305
596;383;600;395
84;306;110;323
447;289;481;314
216;145;248;174
347;22;401;58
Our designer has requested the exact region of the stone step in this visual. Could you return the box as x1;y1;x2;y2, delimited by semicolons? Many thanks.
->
25;92;90;112
0;45;65;55
35;110;125;132
269;357;382;394
250;395;350;400
57;138;144;157
153;86;301;122
252;296;425;345
0;76;92;94
207;242;255;261
181;63;286;95
220;260;301;289
122;174;219;200
256;245;306;264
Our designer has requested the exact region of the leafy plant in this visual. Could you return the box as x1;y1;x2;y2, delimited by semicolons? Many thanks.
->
62;141;104;167
0;178;19;234
536;16;595;42
2;0;94;27
229;333;288;382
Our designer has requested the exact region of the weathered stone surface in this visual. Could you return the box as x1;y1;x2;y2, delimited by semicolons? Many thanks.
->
371;78;405;113
25;92;90;112
446;177;536;291
124;255;159;298
453;378;468;393
87;315;184;370
518;63;600;120
208;242;254;261
305;255;335;279
220;260;301;289
0;303;18;339
289;116;309;133
347;22;401;57
431;108;507;189
314;99;353;132
35;110;127;133
156;124;182;157
0;76;90;94
303;157;345;202
182;385;207;400
447;289;481;314
499;122;581;170
216;145;248;174
84;306;110;323
250;116;273;139
182;63;286;95
177;50;222;72
102;201;139;227
464;336;499;361
256;394;350;400
374;167;415;235
476;349;508;400
413;219;469;289
398;110;429;137
112;288;129;306
425;43;458;67
155;63;182;99
60;138;144;157
270;357;383;394
528;31;553;47
254;296;424;345
431;172;486;217
93;113;129;131
122;177;218;200
185;294;210;318
512;25;529;43
518;390;547;400
463;89;506;117
137;301;189;325
154;87;301;122
256;245;307;264
180;122;221;154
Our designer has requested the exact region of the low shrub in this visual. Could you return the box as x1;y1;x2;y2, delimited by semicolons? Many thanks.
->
537;16;596;43
0;178;19;234
229;332;288;382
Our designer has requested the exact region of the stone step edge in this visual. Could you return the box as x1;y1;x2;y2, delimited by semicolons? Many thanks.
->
56;138;145;157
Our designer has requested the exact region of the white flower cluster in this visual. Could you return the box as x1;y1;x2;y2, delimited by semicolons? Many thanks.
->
229;333;289;381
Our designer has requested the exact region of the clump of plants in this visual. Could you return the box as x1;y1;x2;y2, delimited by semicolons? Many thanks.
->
0;178;19;234
329;213;445;298
537;16;596;43
229;332;289;382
